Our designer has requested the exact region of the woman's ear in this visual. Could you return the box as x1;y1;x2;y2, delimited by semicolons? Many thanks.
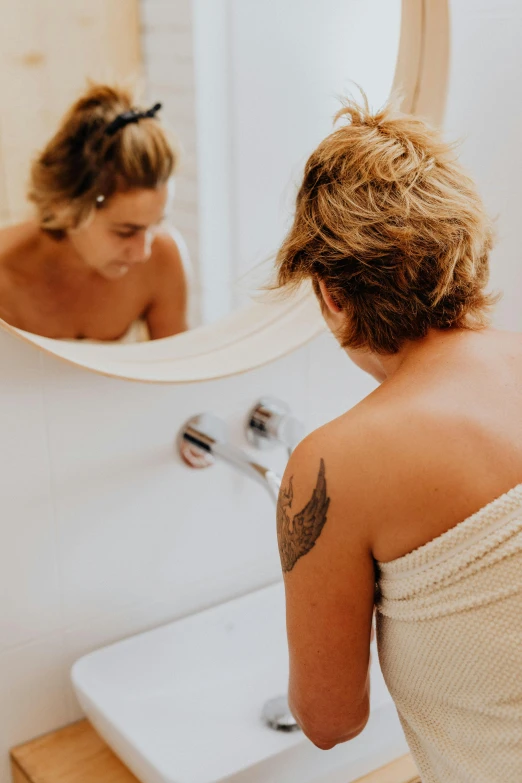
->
318;279;343;314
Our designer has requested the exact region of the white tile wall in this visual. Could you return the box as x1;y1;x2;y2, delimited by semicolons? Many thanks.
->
0;293;379;780
0;321;374;782
39;346;307;630
0;634;70;777
0;341;61;651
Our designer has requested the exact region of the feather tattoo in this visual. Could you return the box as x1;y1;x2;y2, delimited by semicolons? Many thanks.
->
277;458;330;573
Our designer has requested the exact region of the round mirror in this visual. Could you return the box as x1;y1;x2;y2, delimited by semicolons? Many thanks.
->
0;0;449;382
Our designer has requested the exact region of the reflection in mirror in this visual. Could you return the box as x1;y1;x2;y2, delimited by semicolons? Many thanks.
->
0;85;189;342
193;0;402;323
0;0;402;344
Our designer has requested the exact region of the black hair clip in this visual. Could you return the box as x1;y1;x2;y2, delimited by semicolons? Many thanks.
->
105;102;162;136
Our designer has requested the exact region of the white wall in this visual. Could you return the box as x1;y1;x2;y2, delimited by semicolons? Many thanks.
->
193;0;402;321
0;328;375;783
228;0;401;283
443;0;522;331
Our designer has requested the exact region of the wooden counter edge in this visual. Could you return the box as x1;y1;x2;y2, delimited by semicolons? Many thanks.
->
10;719;419;783
10;719;140;782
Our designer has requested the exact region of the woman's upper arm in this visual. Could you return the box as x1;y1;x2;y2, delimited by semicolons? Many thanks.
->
277;432;376;748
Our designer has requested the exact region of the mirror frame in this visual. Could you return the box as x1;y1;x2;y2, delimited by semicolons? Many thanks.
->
0;0;449;384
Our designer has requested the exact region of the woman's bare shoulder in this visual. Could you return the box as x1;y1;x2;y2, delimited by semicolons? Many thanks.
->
0;221;41;261
143;231;189;337
301;393;463;532
151;230;183;262
148;231;187;284
316;390;465;477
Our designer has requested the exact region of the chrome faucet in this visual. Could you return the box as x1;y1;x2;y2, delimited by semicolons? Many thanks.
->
177;403;303;734
178;399;305;502
246;397;304;457
178;412;282;503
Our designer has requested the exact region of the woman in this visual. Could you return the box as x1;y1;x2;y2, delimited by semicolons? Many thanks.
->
0;84;188;341
274;96;522;781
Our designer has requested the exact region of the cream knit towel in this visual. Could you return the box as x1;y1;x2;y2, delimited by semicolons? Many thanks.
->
375;484;522;783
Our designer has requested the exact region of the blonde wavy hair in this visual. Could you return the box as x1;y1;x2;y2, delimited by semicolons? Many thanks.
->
28;83;177;238
275;94;499;354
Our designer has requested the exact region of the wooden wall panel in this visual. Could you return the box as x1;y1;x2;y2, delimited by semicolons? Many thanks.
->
0;0;142;223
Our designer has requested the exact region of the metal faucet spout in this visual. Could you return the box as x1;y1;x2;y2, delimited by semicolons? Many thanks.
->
179;413;282;503
211;440;281;503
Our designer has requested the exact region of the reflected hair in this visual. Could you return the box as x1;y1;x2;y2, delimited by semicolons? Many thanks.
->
28;83;178;238
274;91;499;354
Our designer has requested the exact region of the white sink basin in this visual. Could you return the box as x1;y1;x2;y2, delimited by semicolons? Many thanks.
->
71;582;407;783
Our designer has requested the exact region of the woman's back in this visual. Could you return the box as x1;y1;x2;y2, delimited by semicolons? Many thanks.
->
366;327;522;565
364;327;522;782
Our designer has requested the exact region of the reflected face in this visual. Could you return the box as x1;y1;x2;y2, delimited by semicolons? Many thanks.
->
68;186;169;280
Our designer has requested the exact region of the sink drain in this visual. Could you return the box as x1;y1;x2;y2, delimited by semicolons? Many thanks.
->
262;696;301;732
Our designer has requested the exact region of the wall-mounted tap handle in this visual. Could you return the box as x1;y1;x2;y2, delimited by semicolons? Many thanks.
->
246;397;305;456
